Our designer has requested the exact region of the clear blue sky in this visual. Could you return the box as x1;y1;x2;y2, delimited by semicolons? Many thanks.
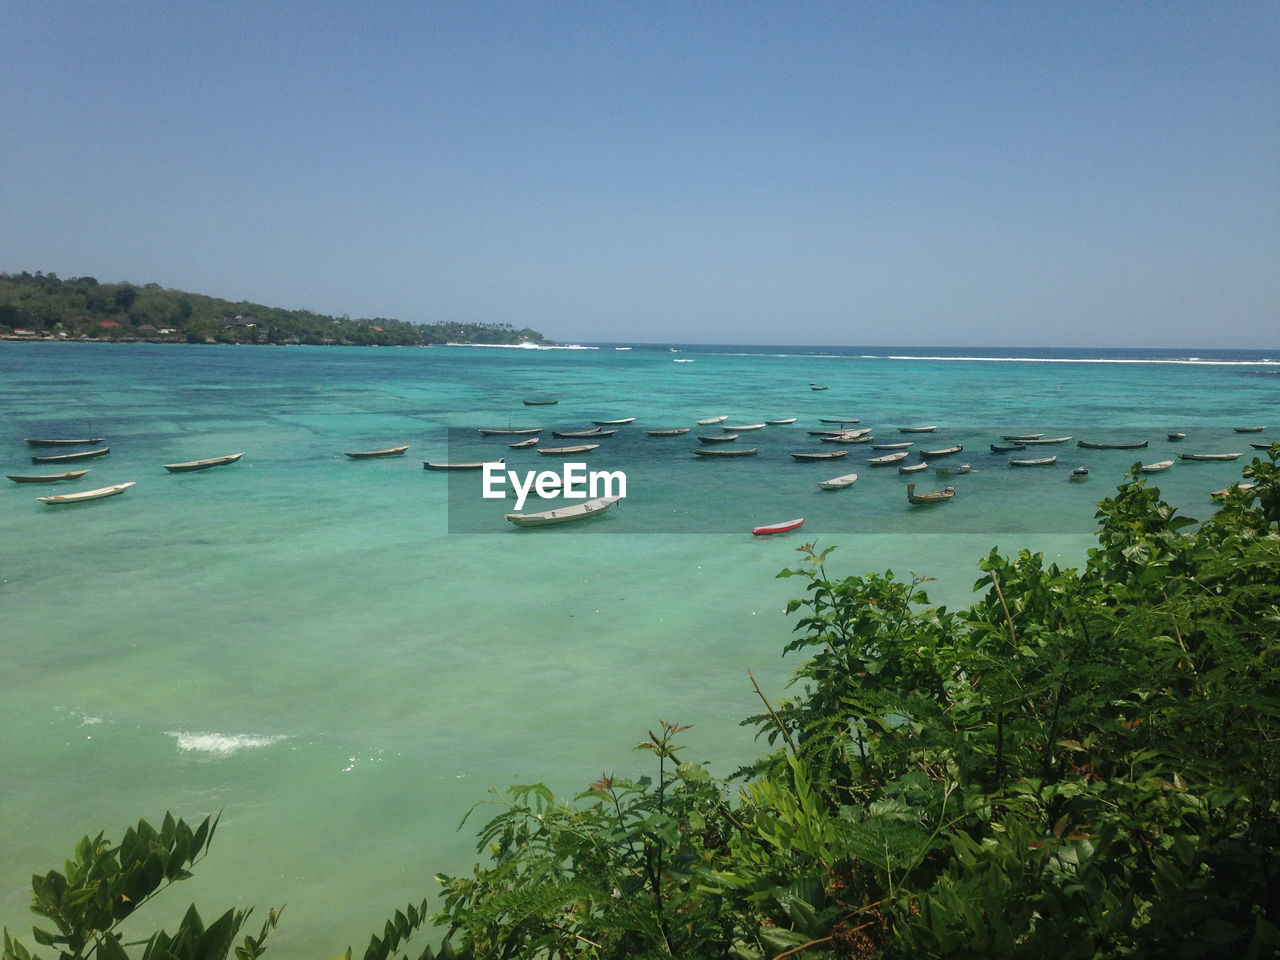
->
3;1;1276;347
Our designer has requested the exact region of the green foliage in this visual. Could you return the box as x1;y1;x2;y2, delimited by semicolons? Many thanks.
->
0;271;544;346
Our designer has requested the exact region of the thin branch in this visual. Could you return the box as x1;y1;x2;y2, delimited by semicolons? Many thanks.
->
749;670;799;755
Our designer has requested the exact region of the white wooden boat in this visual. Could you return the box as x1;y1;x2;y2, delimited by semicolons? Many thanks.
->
25;437;106;447
820;433;875;444
870;441;912;450
592;417;636;425
692;446;758;457
1179;452;1243;461
509;437;540;448
699;433;739;443
752;517;805;534
31;446;109;464
645;427;691;436
868;450;909;465
553;427;606;438
1009;456;1057;466
765;418;797;425
8;469;90;483
478;427;541;436
1021;436;1072;445
424;458;504;471
1077;439;1148;449
1168;432;1187;441
898;425;938;433
539;444;601;455
38;481;135;505
166;452;247;471
920;444;963;458
1211;482;1258;499
724;423;766;431
1139;460;1174;473
791;450;849;461
1234;426;1266;433
1000;433;1044;441
818;472;858;490
818;417;861;424
696;415;729;424
506;495;621;527
906;483;954;504
898;461;929;474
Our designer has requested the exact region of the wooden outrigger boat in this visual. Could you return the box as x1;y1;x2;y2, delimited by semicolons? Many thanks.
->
509;437;540;448
553;427;607;438
821;433;874;444
522;398;558;406
791;450;849;461
424;458;504;471
31;446;109;464
696;415;729;425
868;450;909;465
765;418;797;425
1139;460;1174;473
645;427;691;436
898;425;938;433
818;472;858;490
1234;426;1266;433
693;447;758;457
1021;436;1072;445
506;495;620;527
991;442;1026;452
935;463;972;475
1077;439;1149;449
752;517;805;535
1249;441;1276;450
24;437;106;447
724;423;766;431
1009;456;1058;466
699;433;739;443
592;417;636;426
818;417;861;425
38;481;135;505
920;444;963;458
478;427;541;436
899;461;929;474
1178;452;1243;461
1211;482;1258;499
7;469;90;483
870;441;913;450
166;452;246;471
1000;433;1044;441
906;482;954;504
810;385;829;391
539;444;600;455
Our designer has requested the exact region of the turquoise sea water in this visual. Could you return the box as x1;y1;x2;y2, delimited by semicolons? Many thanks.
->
2;341;1276;956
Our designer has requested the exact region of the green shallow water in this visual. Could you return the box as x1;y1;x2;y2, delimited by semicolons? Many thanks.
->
1;342;1274;956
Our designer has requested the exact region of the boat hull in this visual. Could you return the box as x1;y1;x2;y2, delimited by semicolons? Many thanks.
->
506;496;620;527
752;518;805;535
166;452;247;471
31;446;109;464
38;481;135;505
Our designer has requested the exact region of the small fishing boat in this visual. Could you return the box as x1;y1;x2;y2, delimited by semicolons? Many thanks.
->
692;446;758;457
1022;436;1072;445
645;427;691;436
1000;433;1044;441
24;437;106;447
552;427;605;438
539;444;601;455
821;433;874;444
7;469;90;483
898;461;929;474
478;427;541;436
1070;466;1090;482
898;425;938;433
935;463;972;475
1211;482;1258;499
752;517;805;535
868;450;909;465
424;458;504;471
724;423;766;431
906;483;954;504
920;444;963;458
38;481;135;505
1139;460;1174;473
522;399;558;406
870;441;913;450
1249;441;1276;450
699;433;739;443
1234;426;1266;433
818;417;861;425
1178;452;1243;461
1010;456;1058;466
1077;439;1149;449
810;385;829;391
696;415;729;425
818;472;858;490
1167;432;1187;441
592;417;636;426
509;437;540;449
990;442;1026;453
791;450;849;461
765;418;797;425
31;446;109;464
166;452;247;471
506;495;621;527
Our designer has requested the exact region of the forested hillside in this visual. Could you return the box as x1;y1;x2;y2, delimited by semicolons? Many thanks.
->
0;272;543;346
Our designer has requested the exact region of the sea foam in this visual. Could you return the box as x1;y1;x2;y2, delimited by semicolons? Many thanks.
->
169;731;288;756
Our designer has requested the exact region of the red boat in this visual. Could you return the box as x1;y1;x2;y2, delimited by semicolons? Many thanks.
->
751;517;805;536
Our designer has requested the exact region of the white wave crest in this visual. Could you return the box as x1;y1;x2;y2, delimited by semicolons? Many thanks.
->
169;731;288;756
